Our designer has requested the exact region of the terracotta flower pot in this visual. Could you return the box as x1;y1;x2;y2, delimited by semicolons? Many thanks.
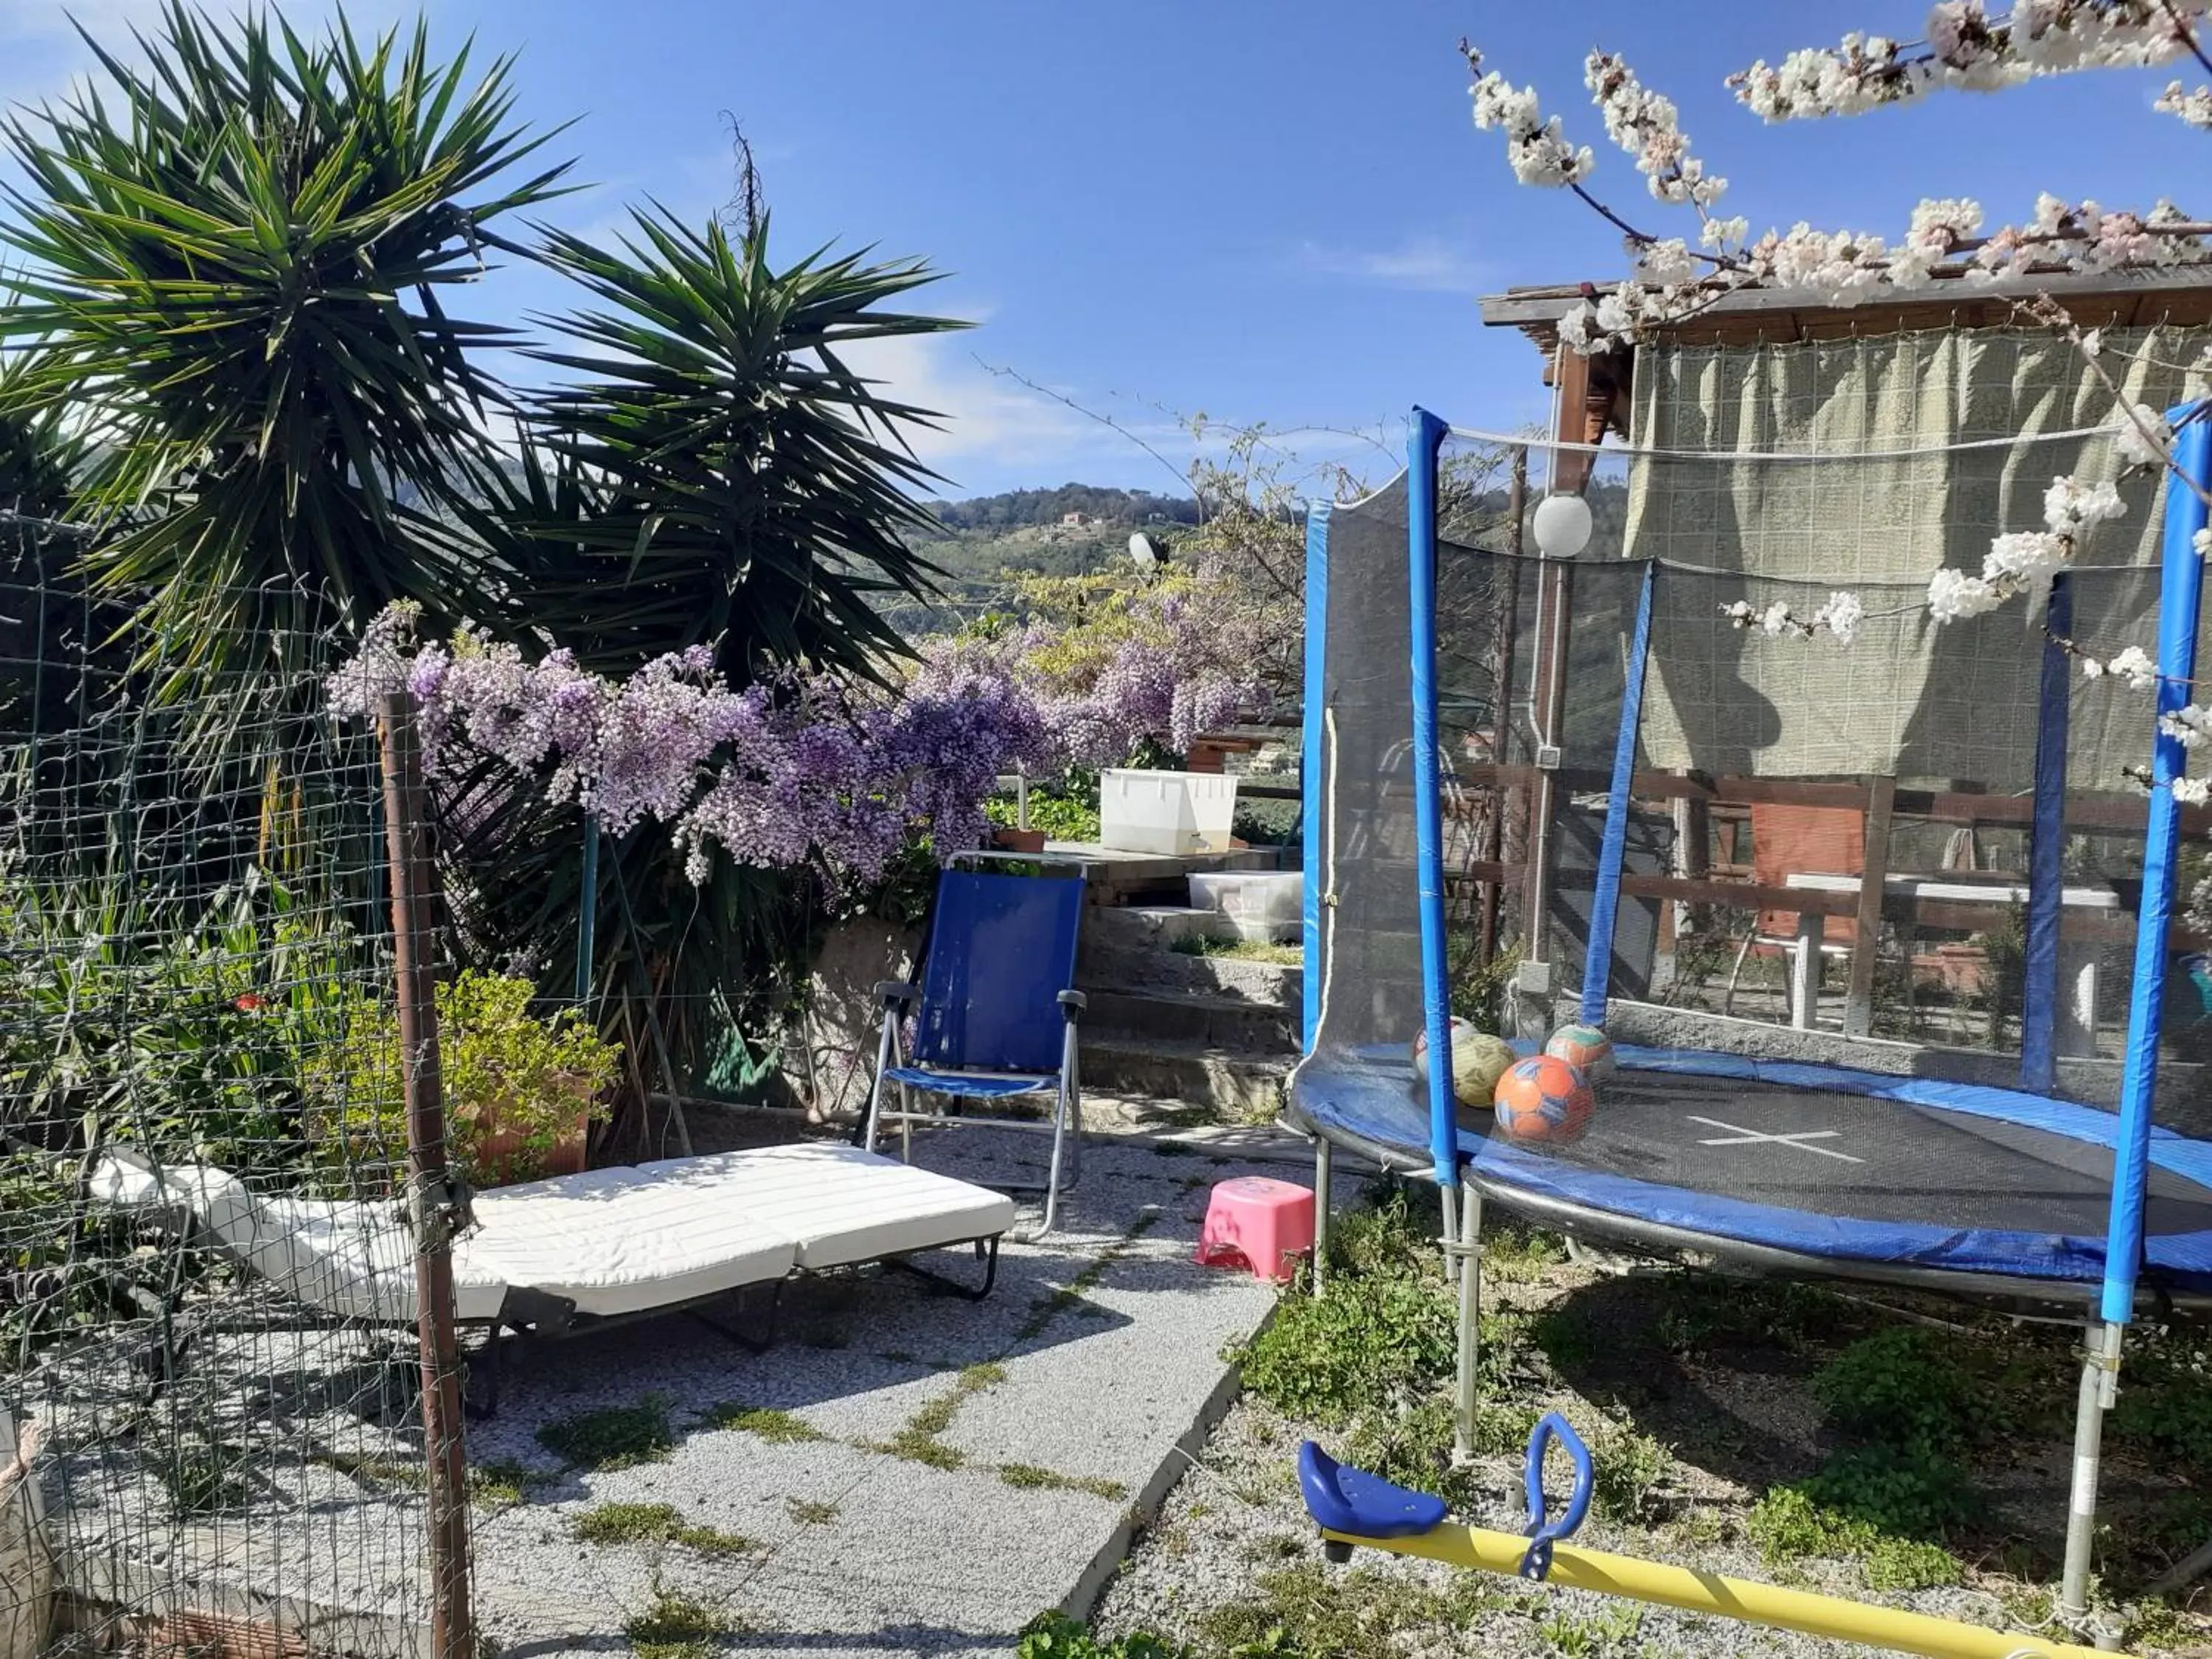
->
991;827;1048;854
464;1071;596;1187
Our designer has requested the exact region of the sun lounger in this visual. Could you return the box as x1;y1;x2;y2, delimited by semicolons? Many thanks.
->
88;1141;1015;1411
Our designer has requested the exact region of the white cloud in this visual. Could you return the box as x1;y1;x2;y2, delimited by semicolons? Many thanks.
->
835;326;1188;491
1299;234;1495;295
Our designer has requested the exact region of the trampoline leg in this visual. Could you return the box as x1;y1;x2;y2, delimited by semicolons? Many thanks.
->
1439;1180;1461;1291
1312;1138;1332;1298
1451;1183;1484;1465
2059;1321;2124;1632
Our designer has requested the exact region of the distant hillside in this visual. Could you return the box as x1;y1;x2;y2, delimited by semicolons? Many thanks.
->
929;484;1200;535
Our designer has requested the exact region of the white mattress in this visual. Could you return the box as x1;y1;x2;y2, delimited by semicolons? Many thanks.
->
91;1141;1014;1326
637;1143;1019;1270
460;1166;793;1319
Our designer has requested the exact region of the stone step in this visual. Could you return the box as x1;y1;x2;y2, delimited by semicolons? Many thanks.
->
1077;940;1301;1009
1082;904;1239;951
1077;1033;1290;1118
1084;986;1299;1054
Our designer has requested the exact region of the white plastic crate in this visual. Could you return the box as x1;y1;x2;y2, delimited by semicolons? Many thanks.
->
1189;870;1302;942
1098;768;1238;855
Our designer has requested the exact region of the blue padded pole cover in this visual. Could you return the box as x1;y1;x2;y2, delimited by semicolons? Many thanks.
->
1580;563;1658;1026
1408;408;1458;1188
2021;573;2073;1094
1302;502;1333;1052
2104;413;2211;1324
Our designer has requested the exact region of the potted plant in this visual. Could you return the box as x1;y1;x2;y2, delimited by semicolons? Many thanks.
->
315;970;621;1192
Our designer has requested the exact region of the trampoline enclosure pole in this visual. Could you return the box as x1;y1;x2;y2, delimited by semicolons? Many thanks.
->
2059;1321;2124;1628
1407;408;1458;1192
1452;1183;1484;1463
2102;410;2211;1325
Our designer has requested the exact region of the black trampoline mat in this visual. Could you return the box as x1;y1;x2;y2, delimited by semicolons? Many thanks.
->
1472;1070;2212;1243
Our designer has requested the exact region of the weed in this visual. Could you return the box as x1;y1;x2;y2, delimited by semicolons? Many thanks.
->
1539;1602;1642;1658
1196;1562;1520;1659
311;1451;425;1490
625;1592;736;1659
1799;1441;1974;1539
1015;1612;1189;1659
1150;1141;1197;1158
960;1360;1008;1391
1232;1265;1458;1426
162;1441;251;1515
697;1402;825;1444
785;1497;840;1526
1244;1534;1306;1563
1745;1486;1961;1590
1484;1223;1568;1283
997;1463;1129;1501
1812;1328;1978;1452
572;1501;751;1557
536;1396;673;1470
2109;1337;2212;1475
470;1458;549;1506
1531;1306;1601;1376
1587;1422;1672;1522
1648;1273;1841;1356
1345;1396;1485;1512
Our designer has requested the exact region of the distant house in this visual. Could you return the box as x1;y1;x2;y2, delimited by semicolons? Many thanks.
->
1060;511;1089;528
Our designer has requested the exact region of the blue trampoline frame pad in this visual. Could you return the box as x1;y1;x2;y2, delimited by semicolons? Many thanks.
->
1288;1043;2212;1303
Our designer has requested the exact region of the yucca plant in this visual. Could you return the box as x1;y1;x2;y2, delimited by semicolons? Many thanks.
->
0;3;573;685
515;206;963;684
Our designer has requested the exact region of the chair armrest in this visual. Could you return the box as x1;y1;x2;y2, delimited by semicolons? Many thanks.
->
876;980;922;1007
1057;989;1088;1022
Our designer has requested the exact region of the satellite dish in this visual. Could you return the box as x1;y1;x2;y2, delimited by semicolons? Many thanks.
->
1129;532;1169;569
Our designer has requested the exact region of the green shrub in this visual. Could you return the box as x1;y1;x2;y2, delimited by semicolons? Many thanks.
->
1234;1269;1456;1426
1799;1441;1975;1540
1812;1328;1978;1453
2109;1338;2212;1475
987;787;1100;844
316;970;620;1189
1745;1486;1961;1590
1587;1422;1673;1522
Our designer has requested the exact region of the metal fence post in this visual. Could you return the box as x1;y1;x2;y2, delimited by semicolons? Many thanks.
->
378;690;475;1659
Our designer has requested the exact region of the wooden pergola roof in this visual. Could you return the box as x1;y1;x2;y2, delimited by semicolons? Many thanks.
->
1481;263;2212;371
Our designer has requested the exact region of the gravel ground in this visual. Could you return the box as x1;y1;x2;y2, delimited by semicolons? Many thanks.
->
1092;1231;2212;1659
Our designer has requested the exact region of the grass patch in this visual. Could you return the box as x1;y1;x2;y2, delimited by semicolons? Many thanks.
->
470;1458;550;1506
1195;1562;1521;1659
996;1463;1128;1501
1020;1213;1161;1340
310;1451;425;1491
2109;1335;2212;1475
1166;936;1301;964
696;1402;825;1444
626;1591;736;1659
572;1501;751;1558
536;1396;674;1470
882;1427;965;1470
1017;1613;1187;1659
1745;1486;1961;1591
786;1497;840;1526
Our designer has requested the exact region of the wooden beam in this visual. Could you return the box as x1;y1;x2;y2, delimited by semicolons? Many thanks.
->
1844;777;1897;1037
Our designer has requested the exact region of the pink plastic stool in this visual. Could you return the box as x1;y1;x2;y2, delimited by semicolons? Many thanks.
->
1195;1177;1316;1284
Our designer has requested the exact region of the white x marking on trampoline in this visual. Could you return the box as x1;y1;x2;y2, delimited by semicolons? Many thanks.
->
1686;1115;1865;1164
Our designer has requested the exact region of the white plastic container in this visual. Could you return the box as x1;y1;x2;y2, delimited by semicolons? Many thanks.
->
1098;768;1239;855
1189;871;1303;942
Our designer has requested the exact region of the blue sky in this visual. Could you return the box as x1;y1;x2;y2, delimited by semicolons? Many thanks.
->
0;1;2199;500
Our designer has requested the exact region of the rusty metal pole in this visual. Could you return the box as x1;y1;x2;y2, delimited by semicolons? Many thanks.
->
378;690;474;1659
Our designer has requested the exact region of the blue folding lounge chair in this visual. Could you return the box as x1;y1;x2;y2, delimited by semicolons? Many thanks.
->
863;868;1087;1235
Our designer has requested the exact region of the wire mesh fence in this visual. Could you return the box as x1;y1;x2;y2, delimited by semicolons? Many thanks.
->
0;550;463;1658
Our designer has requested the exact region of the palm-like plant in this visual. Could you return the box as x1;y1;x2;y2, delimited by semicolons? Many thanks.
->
0;3;572;681
516;207;964;683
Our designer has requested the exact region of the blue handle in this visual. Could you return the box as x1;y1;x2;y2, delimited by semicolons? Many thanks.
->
1518;1411;1593;1581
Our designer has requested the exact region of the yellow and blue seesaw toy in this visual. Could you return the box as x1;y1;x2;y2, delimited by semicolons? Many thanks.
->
1298;1414;2130;1659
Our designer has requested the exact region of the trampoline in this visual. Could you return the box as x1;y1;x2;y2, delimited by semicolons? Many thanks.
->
1293;1042;2212;1309
1293;402;2212;1622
